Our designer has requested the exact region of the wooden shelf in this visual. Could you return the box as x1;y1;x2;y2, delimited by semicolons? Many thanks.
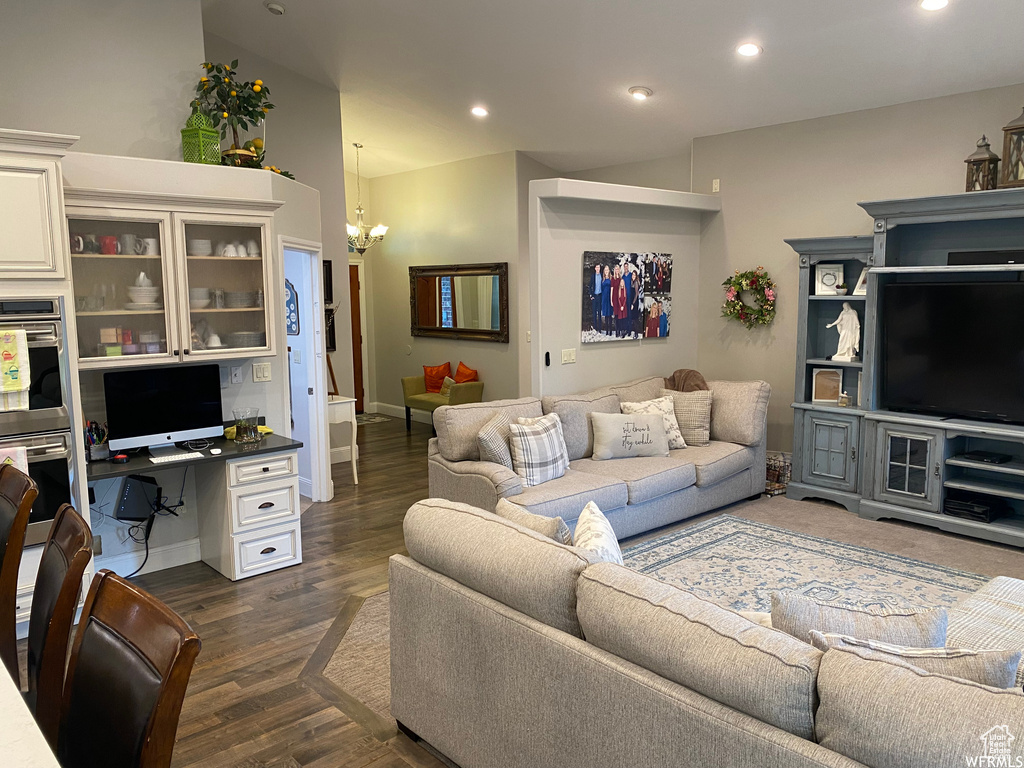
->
190;307;264;313
187;256;263;261
806;358;863;368
792;402;866;416
944;476;1024;501
860;499;1024;548
809;294;867;301
71;254;161;260
947;456;1024;477
77;309;164;316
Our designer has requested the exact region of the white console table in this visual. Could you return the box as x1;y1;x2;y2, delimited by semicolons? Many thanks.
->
328;395;358;485
0;666;60;766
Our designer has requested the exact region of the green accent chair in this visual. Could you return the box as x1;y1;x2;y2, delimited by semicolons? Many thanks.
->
401;376;484;431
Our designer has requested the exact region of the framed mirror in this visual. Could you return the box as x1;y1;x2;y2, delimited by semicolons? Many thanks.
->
410;262;509;343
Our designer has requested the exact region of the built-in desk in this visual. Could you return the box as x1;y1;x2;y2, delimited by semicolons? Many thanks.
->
87;435;305;580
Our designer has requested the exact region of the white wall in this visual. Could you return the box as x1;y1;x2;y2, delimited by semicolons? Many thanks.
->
564;149;692;193
0;0;204;160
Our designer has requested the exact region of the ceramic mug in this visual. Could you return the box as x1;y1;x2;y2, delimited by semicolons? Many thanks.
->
99;235;120;255
246;239;260;257
70;235;85;254
81;234;100;254
119;234;144;255
222;243;239;258
233;241;247;258
142;237;159;255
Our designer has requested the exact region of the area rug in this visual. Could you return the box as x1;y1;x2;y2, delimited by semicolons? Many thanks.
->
356;413;392;425
622;514;989;613
321;593;392;725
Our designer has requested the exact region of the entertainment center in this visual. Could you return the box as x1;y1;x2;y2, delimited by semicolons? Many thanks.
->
787;187;1024;548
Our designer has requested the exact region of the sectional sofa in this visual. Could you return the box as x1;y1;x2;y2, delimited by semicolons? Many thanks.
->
390;499;1024;768
427;375;771;538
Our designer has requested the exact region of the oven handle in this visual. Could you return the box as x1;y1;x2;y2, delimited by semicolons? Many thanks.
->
0;439;71;462
0;323;61;346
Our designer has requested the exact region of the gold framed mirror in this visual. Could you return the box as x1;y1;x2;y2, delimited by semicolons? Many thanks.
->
409;262;509;343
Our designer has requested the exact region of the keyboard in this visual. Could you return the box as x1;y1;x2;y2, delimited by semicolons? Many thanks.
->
148;451;204;464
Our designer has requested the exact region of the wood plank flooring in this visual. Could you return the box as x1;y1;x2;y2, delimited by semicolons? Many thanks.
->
131;417;443;768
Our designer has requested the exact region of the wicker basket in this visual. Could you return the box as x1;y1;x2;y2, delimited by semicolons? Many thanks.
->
765;452;793;496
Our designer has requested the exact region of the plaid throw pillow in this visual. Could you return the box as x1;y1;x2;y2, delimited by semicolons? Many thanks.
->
477;411;513;470
661;388;712;446
508;413;569;487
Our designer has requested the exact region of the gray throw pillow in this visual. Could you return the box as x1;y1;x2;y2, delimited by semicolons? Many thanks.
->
494;498;572;546
660;388;712;446
772;591;948;647
590;412;669;460
477;411;513;470
809;631;1021;689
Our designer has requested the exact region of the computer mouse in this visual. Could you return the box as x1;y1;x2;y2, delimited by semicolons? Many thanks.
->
210;448;222;455
111;454;130;464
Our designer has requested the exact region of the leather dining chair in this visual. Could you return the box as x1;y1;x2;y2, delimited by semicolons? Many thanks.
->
24;503;92;748
0;464;38;685
57;569;201;768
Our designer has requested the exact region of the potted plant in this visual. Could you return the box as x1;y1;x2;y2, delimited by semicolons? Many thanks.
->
834;282;848;296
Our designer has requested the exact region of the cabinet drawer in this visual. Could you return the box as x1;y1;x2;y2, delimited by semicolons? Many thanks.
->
228;451;297;487
231;478;299;533
233;522;301;578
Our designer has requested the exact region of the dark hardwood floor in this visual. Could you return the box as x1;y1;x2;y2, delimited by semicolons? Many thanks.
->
132;416;442;768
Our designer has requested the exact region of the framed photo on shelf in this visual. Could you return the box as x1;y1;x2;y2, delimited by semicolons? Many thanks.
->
811;367;843;404
815;263;844;295
853;266;869;296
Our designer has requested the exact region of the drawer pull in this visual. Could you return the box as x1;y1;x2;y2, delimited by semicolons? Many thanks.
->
262;467;270;473
258;501;275;509
260;547;277;555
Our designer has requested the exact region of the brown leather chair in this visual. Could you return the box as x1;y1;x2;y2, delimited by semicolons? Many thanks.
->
58;569;201;768
0;464;37;685
25;503;92;747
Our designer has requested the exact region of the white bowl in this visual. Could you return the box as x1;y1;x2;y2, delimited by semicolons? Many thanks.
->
189;288;210;297
189;299;211;309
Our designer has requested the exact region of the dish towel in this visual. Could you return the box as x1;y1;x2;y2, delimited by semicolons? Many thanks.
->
0;446;28;474
0;391;29;413
0;329;29;392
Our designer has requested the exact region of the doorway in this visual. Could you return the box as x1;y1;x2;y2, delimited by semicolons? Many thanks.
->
282;241;332;502
348;258;370;413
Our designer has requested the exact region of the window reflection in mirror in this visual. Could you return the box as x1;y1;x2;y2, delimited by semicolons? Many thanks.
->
410;263;508;343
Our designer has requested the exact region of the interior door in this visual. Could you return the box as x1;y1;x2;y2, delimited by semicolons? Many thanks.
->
349;264;364;413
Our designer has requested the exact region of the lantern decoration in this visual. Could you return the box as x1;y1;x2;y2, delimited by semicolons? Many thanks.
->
1000;107;1024;188
180;109;221;165
965;135;1000;192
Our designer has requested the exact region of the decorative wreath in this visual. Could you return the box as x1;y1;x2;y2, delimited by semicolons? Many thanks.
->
721;267;777;330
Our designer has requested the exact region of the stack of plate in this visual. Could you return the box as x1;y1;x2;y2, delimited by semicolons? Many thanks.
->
225;291;258;308
226;331;266;348
125;286;162;310
189;287;210;309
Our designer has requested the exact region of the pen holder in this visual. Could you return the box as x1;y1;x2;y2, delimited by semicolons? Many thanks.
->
88;444;110;463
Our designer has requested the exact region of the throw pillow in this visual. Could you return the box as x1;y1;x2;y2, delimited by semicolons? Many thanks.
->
439;376;456;398
660;389;712;446
590;412;669;460
572;501;622;565
494;498;572;546
477;411;513;470
621;395;687;449
508;413;569;487
809;631;1021;689
454;361;479;383
423;362;451;393
771;591;948;647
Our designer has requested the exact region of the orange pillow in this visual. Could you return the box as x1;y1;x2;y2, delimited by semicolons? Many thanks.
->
454;362;479;383
423;362;451;393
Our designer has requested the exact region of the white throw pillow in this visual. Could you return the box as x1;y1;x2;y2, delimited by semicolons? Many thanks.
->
573;501;623;565
477;411;513;470
660;389;712;446
494;498;572;545
439;375;456;398
508;413;569;487
590;412;669;460
621;395;686;449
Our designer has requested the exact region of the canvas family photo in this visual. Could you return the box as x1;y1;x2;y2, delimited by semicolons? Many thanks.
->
581;251;673;343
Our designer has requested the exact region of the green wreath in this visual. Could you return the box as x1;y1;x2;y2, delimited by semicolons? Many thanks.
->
721;267;777;329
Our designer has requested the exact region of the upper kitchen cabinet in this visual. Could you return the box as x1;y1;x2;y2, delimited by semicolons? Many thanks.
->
0;129;77;279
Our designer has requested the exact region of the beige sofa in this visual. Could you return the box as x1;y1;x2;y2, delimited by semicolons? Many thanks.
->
427;375;771;538
391;499;1024;768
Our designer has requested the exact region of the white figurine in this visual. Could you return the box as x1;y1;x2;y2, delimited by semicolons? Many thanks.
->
827;302;861;362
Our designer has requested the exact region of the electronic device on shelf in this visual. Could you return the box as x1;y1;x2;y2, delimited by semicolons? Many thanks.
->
116;475;160;522
944;490;1012;524
961;450;1014;465
881;282;1024;426
104;363;224;451
948;250;1024;266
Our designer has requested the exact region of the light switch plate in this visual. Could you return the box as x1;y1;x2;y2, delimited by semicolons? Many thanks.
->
253;362;272;382
561;348;576;364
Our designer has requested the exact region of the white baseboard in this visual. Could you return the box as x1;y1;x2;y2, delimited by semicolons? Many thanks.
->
330;445;359;464
364;402;378;414
374;401;432;425
94;538;201;578
298;476;313;497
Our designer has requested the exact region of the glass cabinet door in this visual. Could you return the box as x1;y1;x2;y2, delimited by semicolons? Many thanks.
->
175;216;272;358
873;424;945;512
67;210;179;367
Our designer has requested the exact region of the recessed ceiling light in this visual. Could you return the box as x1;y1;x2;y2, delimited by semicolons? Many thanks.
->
628;86;653;101
737;43;763;57
471;106;489;117
264;1;286;15
920;0;948;9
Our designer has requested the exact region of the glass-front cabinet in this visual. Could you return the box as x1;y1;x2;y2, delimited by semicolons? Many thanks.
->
67;207;274;367
873;423;945;512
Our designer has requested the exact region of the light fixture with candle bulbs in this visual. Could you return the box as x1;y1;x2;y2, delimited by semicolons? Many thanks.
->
346;143;388;254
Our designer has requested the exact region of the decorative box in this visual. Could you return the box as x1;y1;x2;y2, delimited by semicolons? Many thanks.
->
99;327;121;344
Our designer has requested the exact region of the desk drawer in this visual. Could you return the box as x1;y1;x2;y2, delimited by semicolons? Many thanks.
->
228;452;297;487
233;522;301;578
231;478;299;533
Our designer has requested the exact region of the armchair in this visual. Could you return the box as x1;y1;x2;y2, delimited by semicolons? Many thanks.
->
402;375;484;430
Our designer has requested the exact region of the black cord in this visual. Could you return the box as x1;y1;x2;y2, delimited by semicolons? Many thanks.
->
125;516;155;579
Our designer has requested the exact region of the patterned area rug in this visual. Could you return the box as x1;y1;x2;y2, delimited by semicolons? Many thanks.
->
356;413;392;425
622;514;988;613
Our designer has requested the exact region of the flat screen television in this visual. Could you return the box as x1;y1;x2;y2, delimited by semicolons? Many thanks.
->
104;364;224;451
881;282;1024;425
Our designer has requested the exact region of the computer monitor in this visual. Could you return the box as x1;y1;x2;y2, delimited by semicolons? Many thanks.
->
104;364;224;451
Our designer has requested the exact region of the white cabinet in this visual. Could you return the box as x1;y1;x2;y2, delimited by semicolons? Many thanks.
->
0;130;76;279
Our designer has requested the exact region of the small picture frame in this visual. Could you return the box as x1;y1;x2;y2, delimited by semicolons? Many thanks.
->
815;263;844;295
811;367;843;404
853;266;869;296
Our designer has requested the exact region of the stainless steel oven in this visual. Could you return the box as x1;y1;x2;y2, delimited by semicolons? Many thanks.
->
0;298;75;546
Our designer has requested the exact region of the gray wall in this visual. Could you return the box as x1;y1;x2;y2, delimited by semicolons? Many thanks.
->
0;0;204;159
367;152;520;408
204;34;354;400
565;149;692;192
691;82;1024;451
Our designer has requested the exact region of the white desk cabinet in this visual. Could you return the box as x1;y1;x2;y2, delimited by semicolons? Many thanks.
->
196;449;302;580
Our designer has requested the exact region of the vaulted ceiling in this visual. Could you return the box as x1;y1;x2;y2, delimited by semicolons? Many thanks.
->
202;0;1024;178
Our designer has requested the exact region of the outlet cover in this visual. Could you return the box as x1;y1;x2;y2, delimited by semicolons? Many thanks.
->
230;366;242;384
712;179;721;193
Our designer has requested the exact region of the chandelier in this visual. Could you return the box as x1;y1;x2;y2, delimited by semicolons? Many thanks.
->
346;143;388;254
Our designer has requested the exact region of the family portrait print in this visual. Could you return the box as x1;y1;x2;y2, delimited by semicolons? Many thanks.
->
582;251;672;343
